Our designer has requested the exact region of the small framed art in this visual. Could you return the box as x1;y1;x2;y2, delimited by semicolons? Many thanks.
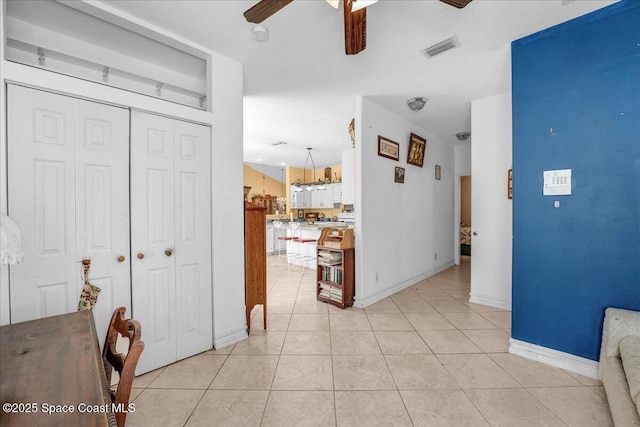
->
407;133;426;167
435;165;441;180
508;169;513;199
394;166;405;183
378;136;400;161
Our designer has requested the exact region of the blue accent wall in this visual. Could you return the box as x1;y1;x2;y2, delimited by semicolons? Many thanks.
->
511;0;640;361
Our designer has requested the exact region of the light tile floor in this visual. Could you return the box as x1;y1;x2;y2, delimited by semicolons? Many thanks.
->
126;256;613;426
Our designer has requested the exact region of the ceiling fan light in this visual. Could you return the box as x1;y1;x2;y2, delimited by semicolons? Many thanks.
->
351;0;378;12
326;0;340;9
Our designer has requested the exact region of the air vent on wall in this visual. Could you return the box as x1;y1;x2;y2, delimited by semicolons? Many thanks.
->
421;36;459;58
271;141;287;146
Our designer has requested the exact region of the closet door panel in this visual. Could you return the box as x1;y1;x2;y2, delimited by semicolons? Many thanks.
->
130;111;177;373
75;102;131;343
174;121;212;358
8;85;78;322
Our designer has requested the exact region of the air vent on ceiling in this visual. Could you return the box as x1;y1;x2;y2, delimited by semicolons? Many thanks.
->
421;36;459;58
271;141;287;146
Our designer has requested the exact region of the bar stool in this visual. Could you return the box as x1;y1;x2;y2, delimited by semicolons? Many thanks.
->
273;221;289;259
298;237;318;271
286;222;301;268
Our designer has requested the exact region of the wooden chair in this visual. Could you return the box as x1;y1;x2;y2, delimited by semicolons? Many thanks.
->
102;307;144;427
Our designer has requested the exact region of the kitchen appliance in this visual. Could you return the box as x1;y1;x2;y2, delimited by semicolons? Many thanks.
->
338;212;355;225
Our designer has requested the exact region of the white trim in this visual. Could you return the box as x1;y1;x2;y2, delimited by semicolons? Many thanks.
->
354;261;455;308
509;338;600;379
213;328;248;351
469;292;512;311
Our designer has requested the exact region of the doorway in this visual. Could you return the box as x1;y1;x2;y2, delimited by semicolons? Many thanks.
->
454;174;471;266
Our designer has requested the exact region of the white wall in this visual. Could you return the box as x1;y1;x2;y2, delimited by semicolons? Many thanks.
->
209;52;248;348
469;92;512;309
354;97;455;307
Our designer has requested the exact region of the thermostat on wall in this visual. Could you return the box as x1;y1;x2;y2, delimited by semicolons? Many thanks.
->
543;169;572;196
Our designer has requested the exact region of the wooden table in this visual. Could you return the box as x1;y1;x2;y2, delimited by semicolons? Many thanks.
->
0;310;117;426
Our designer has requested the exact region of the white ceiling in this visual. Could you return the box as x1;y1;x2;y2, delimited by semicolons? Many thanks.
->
99;0;616;168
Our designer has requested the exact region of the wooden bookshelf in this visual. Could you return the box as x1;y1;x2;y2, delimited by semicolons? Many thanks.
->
316;246;354;309
245;203;267;331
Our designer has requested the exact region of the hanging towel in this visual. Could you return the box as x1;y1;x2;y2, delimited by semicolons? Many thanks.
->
78;259;101;311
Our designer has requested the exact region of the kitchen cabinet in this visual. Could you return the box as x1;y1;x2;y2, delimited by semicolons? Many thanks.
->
266;223;275;253
291;186;311;209
332;183;342;204
311;185;334;208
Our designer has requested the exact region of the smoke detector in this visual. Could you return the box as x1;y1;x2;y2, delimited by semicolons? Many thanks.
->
252;26;269;42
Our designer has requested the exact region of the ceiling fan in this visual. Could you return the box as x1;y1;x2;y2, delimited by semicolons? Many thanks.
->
243;0;473;55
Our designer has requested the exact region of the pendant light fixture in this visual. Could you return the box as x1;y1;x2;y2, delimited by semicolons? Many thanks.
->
303;147;322;192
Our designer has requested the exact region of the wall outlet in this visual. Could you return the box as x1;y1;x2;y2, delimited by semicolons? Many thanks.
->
434;253;438;260
373;272;379;283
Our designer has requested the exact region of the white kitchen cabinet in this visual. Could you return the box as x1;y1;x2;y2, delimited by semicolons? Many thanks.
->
291;186;311;209
311;186;334;208
332;183;343;204
266;223;275;253
342;148;355;205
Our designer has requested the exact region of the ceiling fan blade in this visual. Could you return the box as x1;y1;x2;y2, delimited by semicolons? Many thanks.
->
344;0;366;55
326;0;340;9
439;0;473;9
244;0;294;24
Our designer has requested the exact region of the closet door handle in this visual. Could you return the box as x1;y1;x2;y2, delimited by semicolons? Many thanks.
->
137;252;145;259
117;255;126;263
165;249;173;257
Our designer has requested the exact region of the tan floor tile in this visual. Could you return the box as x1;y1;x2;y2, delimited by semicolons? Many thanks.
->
332;355;396;390
272;355;333;390
204;343;235;355
400;389;489;427
282;330;331;354
262;391;335;427
335;391;412;426
185;390;268;427
330;330;381;354
567;371;603;386
461;329;510;353
439;354;520;389
418;330;483;354
249;313;291;331
414;288;455;300
394;299;437;314
444;289;471;299
529;387;614;426
389;288;423;301
367;313;414;331
329;312;372;330
489;353;582;387
466;388;565;426
364;298;401;314
374;331;433;354
480;311;512;329
148;354;227;389
231;330;286;355
405;313;456;331
441;311;497;329
125;389;204;427
288;313;330;331
132;367;165;388
210;355;279;389
129;387;144;403
429;296;472;313
267;290;298;302
385;354;459;389
267;299;295;314
293;300;330;314
296;291;318;302
462;301;508;313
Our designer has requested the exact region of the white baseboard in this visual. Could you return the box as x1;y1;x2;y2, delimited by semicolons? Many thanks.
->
354;261;455;308
213;328;248;351
509;338;600;379
469;292;511;311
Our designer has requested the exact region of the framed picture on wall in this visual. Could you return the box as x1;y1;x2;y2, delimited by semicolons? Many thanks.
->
435;165;441;180
407;133;426;167
394;166;405;183
378;136;400;161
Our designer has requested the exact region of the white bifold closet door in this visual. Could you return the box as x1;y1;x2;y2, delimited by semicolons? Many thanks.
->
7;84;131;342
130;110;212;375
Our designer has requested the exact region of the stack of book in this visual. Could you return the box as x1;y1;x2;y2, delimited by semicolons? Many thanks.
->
318;282;342;302
318;250;342;265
